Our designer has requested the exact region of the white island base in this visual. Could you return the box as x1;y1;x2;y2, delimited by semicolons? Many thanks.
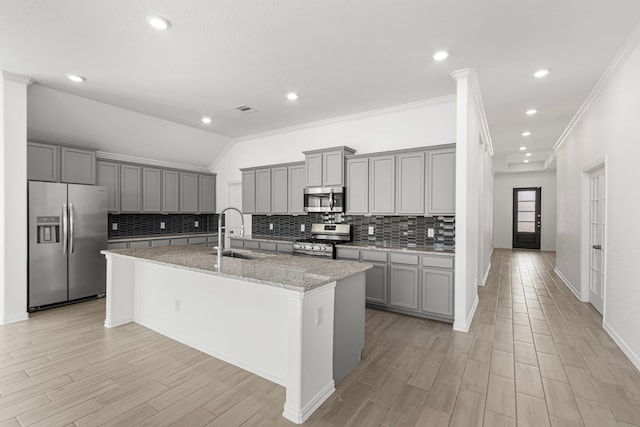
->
103;252;366;424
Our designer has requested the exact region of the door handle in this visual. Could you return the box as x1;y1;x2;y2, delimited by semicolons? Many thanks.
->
592;244;602;250
69;203;74;254
62;202;68;255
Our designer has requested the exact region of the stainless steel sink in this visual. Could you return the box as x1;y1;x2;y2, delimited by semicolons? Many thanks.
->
215;249;272;260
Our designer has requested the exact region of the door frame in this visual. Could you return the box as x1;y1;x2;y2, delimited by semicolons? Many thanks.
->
512;187;542;249
580;157;607;318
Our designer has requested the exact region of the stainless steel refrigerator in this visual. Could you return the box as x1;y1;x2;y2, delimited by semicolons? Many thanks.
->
28;181;108;311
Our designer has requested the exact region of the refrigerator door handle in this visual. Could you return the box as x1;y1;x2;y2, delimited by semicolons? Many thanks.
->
62;202;68;255
69;203;75;254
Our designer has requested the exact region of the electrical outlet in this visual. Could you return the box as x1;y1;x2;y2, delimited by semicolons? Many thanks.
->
174;300;181;312
194;221;199;228
315;307;323;326
112;223;118;231
368;226;375;235
160;222;166;230
428;228;434;238
300;224;305;232
269;223;274;230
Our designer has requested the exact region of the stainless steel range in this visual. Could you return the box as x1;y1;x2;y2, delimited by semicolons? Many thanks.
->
293;223;352;258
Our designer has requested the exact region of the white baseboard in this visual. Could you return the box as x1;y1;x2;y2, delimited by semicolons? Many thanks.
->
554;267;586;302
477;262;491;287
453;295;479;332
603;321;640;372
282;381;335;424
103;316;133;328
0;312;29;324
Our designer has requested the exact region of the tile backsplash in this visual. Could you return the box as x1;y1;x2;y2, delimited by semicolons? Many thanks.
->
252;214;455;251
108;213;219;239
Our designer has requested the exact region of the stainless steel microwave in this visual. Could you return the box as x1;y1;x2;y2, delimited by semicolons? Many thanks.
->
303;187;345;213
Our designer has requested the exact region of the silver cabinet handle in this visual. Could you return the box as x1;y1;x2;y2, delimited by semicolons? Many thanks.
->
69;203;74;254
62;202;68;255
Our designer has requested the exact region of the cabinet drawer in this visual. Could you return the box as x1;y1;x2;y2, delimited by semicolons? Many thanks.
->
229;239;244;249
207;236;218;244
336;247;360;260
171;238;188;245
129;240;150;249
277;242;293;253
107;242;128;250
260;242;277;252
188;236;207;245
150;239;170;247
390;253;419;265
361;250;388;263
244;240;260;250
422;255;454;269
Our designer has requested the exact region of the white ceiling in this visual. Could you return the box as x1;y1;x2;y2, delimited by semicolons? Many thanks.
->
2;0;640;171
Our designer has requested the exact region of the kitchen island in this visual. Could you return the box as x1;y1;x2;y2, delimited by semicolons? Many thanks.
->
101;245;371;424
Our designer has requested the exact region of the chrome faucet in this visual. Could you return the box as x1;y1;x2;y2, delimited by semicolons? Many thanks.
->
216;207;245;272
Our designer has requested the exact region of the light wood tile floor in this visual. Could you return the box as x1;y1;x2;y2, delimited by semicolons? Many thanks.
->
1;249;639;426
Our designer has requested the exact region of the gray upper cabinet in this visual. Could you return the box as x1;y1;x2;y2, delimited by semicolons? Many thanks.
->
60;146;96;185
271;166;288;214
242;170;256;214
142;168;162;212
120;165;142;212
304;146;355;187
198;174;216;213
27;142;58;182
427;148;456;215
97;161;119;212
369;155;396;214
180;172;198;213
397;152;425;215
255;168;271;214
305;153;323;187
288;163;306;214
346;157;369;215
421;268;454;319
162;170;180;213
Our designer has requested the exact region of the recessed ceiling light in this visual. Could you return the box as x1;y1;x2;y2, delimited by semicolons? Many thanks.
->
533;69;550;78
521;131;531;137
524;160;530;163
526;108;538;116
286;92;299;101
433;50;449;61
526;153;532;157
66;74;86;83
147;15;171;30
519;146;527;151
201;116;212;124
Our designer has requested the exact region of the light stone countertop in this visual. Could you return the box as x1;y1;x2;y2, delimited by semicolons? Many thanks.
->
338;242;455;257
108;233;218;243
101;245;371;292
230;236;296;244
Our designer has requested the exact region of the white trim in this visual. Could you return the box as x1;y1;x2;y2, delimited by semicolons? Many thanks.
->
0;312;29;324
603;321;640;372
553;22;640;152
282;381;335;424
233;95;456;144
478;262;491;287
553;267;585;302
581;156;607;173
453;295;478;332
1;70;33;86
97;151;211;173
103;316;133;328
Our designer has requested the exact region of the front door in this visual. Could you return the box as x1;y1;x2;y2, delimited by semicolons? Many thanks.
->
589;168;605;314
512;187;541;249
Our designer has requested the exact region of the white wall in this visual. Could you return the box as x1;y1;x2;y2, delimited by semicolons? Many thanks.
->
213;97;456;210
478;142;494;285
493;172;557;252
27;85;232;169
556;36;640;368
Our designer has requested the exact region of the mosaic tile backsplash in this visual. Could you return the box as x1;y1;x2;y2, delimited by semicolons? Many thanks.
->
108;213;219;239
252;214;455;251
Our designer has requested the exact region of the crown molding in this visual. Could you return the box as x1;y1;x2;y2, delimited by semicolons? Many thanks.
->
97;151;211;173
1;70;33;86
553;22;640;152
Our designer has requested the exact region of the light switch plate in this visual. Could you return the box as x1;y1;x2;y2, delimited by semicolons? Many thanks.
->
368;226;375;235
428;228;434;238
112;223;118;231
194;221;199;228
269;223;274;230
300;224;305;232
160;222;166;230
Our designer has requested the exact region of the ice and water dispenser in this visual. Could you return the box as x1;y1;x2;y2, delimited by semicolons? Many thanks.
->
36;216;60;244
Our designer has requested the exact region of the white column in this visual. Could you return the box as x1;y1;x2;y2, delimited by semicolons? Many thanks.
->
103;254;136;328
0;71;32;324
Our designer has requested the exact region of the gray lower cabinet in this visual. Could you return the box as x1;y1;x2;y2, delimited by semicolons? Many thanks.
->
365;264;388;304
369;155;396;214
60;146;96;185
421;268;454;318
389;265;419;310
255;169;271;214
242;170;256;214
346;158;369;215
120;165;142;212
427;148;456;215
162;170;180;213
97;161;120;212
396;152;425;214
27;142;58;182
288;164;306;214
142;168;162;212
180;172;198;213
271;166;288;214
198;174;216;213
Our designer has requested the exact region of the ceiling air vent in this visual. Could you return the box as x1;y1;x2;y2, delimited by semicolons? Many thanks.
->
235;105;257;113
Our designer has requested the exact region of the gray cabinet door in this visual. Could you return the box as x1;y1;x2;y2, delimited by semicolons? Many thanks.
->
271;166;288;214
142;168;162;212
180;172;198;213
346;157;369;214
27;142;58;182
120;165;142;212
97;161;119;212
397;152;425;214
305;153;322;187
427;148;456;215
198;174;216;213
288;164;306;214
323;149;344;186
255;168;271;214
60;147;96;184
366;263;388;304
421;268;454;318
369;155;396;214
389;265;419;310
241;170;256;214
162;170;180;213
